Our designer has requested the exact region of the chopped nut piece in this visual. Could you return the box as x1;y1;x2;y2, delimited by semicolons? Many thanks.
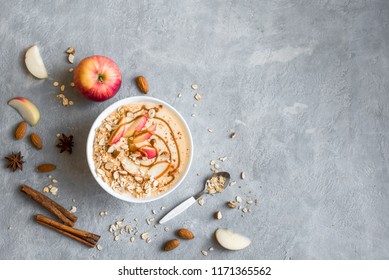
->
114;236;120;241
70;82;75;87
208;128;213;133
68;54;75;64
146;238;152;243
242;207;248;213
236;196;242;203
164;226;169;232
130;236;135;243
152;210;156;215
53;81;59;87
227;201;237;208
100;211;108;216
247;200;254;205
191;84;198;90
66;47;75;55
194;93;201;101
96;244;103;251
231;132;237;138
219;156;227;162
209;247;214;251
69;206;77;213
215;211;222;220
229;181;236;187
50;186;58;195
43;187;49;193
210;160;216;165
141;232;149;240
177;93;182;98
60;85;65;92
201;250;208;256
198;198;205;206
241;172;245;179
69;68;74;73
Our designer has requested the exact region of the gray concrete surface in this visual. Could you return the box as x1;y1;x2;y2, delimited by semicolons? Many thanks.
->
1;0;389;260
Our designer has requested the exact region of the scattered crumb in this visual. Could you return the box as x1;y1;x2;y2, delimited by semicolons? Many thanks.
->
70;82;75;87
114;236;120;241
231;132;237;138
52;179;58;183
100;211;108;217
68;68;74;73
208;128;213;133
193;104;197;107
164;227;169;232
241;172;246;179
191;84;198;90
194;93;201;101
191;113;195;117
96;244;103;251
53;81;59;87
69;206;77;213
242;208;248;213
215;211;222;220
198;198;205;206
68;54;75;64
177;93;182;98
209;247;214;251
152;210;156;215
230;181;236;187
60;85;65;92
219;156;227;162
236;196;242;203
130;236;135;243
201;250;208;256
161;206;166;210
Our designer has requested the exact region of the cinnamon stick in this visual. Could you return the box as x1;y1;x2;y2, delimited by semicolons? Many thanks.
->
35;214;100;247
20;185;78;227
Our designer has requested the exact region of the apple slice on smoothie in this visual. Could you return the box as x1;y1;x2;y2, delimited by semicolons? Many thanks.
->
133;124;157;144
139;146;158;159
148;161;170;179
123;115;147;137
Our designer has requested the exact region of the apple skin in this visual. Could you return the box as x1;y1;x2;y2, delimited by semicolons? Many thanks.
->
73;55;122;102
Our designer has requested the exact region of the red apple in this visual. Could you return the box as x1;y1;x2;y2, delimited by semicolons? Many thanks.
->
74;55;122;102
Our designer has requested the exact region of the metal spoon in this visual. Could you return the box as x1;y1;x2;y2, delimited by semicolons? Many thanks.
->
159;172;231;224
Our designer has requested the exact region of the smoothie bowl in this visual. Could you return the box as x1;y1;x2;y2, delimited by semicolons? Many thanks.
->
86;96;193;203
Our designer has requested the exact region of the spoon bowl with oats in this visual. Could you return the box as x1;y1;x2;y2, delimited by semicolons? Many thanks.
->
159;172;230;224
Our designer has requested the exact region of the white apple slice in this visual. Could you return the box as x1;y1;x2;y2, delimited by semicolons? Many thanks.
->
215;228;251;250
147;161;170;179
8;97;40;126
25;45;48;79
120;157;139;175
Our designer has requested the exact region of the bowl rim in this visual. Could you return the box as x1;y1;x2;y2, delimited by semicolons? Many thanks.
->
86;96;194;203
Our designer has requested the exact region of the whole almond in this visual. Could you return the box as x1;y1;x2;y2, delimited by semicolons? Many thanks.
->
30;133;42;149
164;239;180;251
15;121;27;140
37;164;56;173
177;228;194;240
136;76;149;94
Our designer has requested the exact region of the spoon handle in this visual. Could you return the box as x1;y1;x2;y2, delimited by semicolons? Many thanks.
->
159;196;197;224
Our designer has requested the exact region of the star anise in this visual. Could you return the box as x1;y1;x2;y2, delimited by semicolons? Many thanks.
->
5;152;25;172
56;134;74;154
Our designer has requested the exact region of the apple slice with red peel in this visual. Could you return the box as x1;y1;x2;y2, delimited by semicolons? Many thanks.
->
124;115;147;138
139;146;158;159
148;161;170;179
120;157;139;175
133;124;157;144
108;123;128;145
25;45;48;79
8;97;40;126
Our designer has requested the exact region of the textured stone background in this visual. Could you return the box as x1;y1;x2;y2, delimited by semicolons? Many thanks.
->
1;0;389;260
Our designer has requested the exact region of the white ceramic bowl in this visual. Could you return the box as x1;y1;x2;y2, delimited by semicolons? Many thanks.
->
86;96;193;203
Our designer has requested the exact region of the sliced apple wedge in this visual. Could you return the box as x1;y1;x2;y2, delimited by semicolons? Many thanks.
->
124;115;147;137
25;45;48;79
8;97;40;126
133;124;157;144
120;157;139;175
215;229;251;251
147;161;170;179
108;124;128;145
139;146;158;159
